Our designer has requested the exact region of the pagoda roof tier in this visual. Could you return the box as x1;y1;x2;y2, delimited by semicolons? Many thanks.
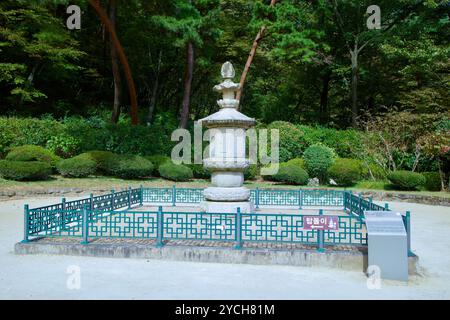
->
199;108;256;129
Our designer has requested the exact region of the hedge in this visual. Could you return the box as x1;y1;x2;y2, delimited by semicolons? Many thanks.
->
422;172;442;191
83;150;117;173
56;154;97;178
103;155;154;179
159;162;193;181
271;163;309;185
387;170;425;190
267;121;307;162
328;158;361;187
146;155;171;176
5;145;61;167
0;160;52;181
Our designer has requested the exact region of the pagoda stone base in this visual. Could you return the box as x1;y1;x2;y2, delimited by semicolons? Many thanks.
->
200;200;254;214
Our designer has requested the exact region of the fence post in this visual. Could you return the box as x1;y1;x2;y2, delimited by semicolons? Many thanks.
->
172;185;176;207
349;191;353;214
384;203;389;210
235;207;242;249
255;187;260;209
61;197;66;226
90;193;94;211
21;204;30;243
317;209;325;252
81;206;89;245
128;187;132;209
156;206;164;247
405;211;413;257
140;185;144;206
111;189;115;211
358;192;363;218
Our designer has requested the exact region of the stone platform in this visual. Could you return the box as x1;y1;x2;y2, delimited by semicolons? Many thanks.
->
15;238;419;275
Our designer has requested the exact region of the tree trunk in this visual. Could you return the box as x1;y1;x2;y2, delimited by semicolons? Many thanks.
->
319;71;331;124
147;51;162;125
179;42;194;129
236;0;277;108
88;0;139;125
109;0;122;124
350;48;359;127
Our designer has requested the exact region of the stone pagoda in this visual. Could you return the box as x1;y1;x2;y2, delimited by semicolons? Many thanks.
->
199;62;256;213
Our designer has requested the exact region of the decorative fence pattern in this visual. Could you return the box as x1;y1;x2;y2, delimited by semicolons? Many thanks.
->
22;187;411;253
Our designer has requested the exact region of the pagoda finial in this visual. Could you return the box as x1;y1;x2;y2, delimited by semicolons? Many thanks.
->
221;61;235;79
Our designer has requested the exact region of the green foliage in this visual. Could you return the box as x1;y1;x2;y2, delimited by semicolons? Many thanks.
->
56;154;97;178
0;160;51;181
387;170;426;191
5;145;61;167
422;172;442;191
159;162;193;181
267;121;307;162
286;158;305;169
189;163;211;179
46;134;81;159
271;163;309;185
303;144;335;183
328;158;361;187
244;164;258;180
83;150;117;173
104;155;154;179
146;155;171;176
360;163;387;180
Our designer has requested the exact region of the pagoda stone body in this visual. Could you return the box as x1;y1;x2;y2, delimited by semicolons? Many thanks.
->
199;62;256;213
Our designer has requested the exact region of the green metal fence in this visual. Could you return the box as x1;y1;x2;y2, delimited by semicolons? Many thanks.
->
21;186;411;254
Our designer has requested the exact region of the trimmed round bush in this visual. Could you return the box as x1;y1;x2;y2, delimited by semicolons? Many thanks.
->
84;150;117;173
303;144;335;183
145;155;171;176
422;172;442;191
328;158;361;187
271;163;309;185
56;154;97;178
104;155;154;179
0;160;52;181
286;158;305;169
387;170;425;190
189;163;211;179
6;145;61;167
159;162;193;181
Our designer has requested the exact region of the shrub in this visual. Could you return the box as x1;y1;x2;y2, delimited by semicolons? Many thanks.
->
360;163;387;180
422;172;442;191
84;150;117;173
271;163;309;185
46;134;81;158
146;155;171;176
303;144;335;183
188;163;211;179
244;164;258;180
5;145;61;167
56;154;97;178
0;160;52;181
159;162;193;181
387;170;425;190
286;158;305;169
267;121;307;162
328;158;361;187
104;155;154;179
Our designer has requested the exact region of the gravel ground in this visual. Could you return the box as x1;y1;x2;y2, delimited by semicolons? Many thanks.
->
0;196;449;300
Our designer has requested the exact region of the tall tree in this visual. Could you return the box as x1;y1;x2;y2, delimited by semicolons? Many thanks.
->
88;0;139;125
108;0;122;123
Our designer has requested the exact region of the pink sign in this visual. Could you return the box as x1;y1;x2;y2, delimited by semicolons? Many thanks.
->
303;215;339;230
